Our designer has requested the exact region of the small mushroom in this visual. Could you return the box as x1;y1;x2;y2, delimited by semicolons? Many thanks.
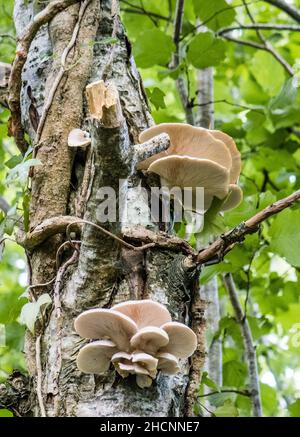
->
221;184;243;211
76;339;117;374
160;321;197;359
132;351;158;375
138;123;232;171
112;299;172;329
74;308;137;351
68;128;91;148
156;352;180;375
130;326;169;355
148;155;230;202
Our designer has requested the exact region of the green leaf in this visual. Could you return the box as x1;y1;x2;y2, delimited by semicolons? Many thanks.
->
276;303;300;330
187;32;226;69
250;51;285;95
146;87;166;110
268;77;298;115
214;399;239;417
6;159;41;185
223;360;247;387
5;154;23;169
201;371;220;392
19;293;52;334
269;208;300;267
0;409;13;417
288;399;300;417
261;383;278;416
133;29;175;68
193;0;236;31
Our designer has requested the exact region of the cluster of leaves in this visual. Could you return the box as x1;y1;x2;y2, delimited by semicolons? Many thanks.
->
122;0;300;417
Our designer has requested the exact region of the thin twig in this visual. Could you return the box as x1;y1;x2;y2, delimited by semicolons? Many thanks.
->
35;335;46;417
199;388;251;397
0;33;16;42
53;250;78;416
196;188;300;265
223;273;262;417
192;98;264;114
241;0;293;76
66;219;155;252
218;23;300;35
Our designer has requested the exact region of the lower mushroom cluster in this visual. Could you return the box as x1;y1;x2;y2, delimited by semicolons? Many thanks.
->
75;300;197;388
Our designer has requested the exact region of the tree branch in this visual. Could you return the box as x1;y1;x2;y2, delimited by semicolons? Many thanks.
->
170;0;194;125
7;0;80;154
223;273;262;417
218;23;300;35
263;0;300;23
241;0;293;76
16;189;300;263
199;388;251;398
197;188;300;265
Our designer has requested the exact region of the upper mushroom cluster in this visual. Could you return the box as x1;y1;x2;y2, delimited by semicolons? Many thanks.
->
75;300;197;388
138;123;242;212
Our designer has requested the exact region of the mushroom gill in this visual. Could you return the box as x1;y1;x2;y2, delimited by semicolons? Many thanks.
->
137;123;242;213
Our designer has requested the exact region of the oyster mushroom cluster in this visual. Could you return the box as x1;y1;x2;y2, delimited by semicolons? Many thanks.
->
138;123;242;212
75;300;197;388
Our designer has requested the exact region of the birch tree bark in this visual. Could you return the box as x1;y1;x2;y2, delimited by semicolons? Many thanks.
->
13;0;206;417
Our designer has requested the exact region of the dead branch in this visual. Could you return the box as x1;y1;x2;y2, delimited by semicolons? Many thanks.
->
197;188;300;265
7;0;80;154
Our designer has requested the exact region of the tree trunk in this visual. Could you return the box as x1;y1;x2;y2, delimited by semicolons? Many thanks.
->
15;0;206;417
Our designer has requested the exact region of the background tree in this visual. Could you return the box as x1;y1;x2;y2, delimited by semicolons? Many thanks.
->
1;0;300;418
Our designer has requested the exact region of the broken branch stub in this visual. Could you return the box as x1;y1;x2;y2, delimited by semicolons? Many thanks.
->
86;80;123;127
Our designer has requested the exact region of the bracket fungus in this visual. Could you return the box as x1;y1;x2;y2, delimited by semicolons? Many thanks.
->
68;128;91;148
75;299;197;388
137;123;242;212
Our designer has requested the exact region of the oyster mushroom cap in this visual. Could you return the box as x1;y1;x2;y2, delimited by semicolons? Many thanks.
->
149;156;230;201
209;130;241;183
74;308;137;351
68;128;91;148
111;351;132;364
130;326;169;355
138;123;232;171
157;352;180;374
221;184;243;211
112;299;172;329
132;351;158;372
115;362;150;377
160;321;197;359
76;339;117;374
